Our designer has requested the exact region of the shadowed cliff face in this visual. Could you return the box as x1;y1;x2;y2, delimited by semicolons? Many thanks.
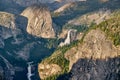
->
69;57;120;80
21;4;56;38
57;57;120;80
0;12;27;43
0;12;28;80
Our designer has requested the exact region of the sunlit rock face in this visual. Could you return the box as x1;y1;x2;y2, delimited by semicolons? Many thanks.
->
0;12;27;30
54;2;75;13
68;10;111;26
65;29;120;71
64;29;120;80
21;4;56;38
38;64;61;79
38;29;120;80
0;12;27;45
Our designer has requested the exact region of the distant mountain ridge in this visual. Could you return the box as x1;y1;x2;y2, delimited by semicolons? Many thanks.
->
0;0;87;14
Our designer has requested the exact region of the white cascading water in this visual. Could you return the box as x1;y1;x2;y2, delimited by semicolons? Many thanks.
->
64;30;71;45
27;62;34;80
59;29;71;47
59;29;77;47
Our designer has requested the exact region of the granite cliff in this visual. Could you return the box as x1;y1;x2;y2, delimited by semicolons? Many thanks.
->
38;11;120;80
0;12;27;46
21;4;56;38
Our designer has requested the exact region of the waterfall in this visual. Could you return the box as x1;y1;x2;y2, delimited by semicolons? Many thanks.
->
64;30;71;45
59;29;77;47
27;62;34;80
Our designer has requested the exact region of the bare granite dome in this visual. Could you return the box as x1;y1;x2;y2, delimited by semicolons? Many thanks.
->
21;4;56;38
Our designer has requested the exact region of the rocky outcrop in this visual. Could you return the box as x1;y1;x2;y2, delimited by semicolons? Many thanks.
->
38;28;120;80
38;64;61;79
65;29;120;70
54;0;87;14
0;12;27;30
54;2;75;13
0;12;27;44
59;28;84;42
59;29;68;39
21;4;56;38
68;10;111;26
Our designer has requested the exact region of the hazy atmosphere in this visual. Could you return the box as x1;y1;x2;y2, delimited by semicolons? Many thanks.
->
0;0;120;80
